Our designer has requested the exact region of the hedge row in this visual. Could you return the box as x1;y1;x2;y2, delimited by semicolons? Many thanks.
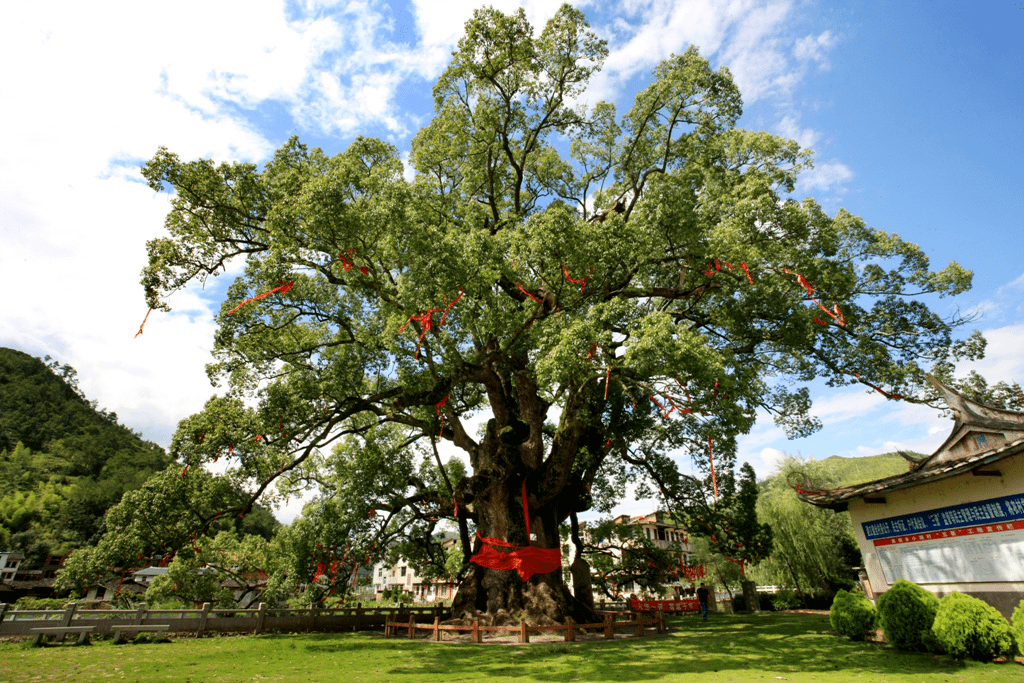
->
829;580;1024;661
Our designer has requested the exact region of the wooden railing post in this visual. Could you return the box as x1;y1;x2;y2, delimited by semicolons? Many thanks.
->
255;603;267;634
355;602;364;632
637;616;645;637
0;603;8;625
308;603;315;632
656;609;665;634
472;620;481;644
433;616;440;642
604;613;613;639
519;619;529;644
61;602;77;628
133;603;146;626
564;616;575;642
196;602;211;637
407;617;415;638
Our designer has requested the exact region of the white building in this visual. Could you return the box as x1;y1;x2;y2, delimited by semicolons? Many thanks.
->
371;539;458;602
798;377;1024;619
0;551;24;582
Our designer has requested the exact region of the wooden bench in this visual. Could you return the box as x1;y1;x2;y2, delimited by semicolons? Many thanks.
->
30;626;96;646
112;624;171;644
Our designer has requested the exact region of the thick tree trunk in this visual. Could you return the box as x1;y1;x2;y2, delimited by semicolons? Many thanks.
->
445;355;599;625
568;511;595;610
449;471;594;625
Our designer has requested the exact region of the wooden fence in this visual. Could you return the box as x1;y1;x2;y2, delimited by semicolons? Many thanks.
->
0;602;447;638
384;610;665;643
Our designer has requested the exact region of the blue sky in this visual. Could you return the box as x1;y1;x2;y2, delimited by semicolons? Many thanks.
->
1;0;1021;522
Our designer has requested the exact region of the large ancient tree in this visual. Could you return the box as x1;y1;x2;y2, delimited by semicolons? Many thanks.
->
137;5;981;623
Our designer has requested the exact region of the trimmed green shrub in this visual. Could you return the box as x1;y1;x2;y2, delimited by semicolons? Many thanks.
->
931;592;1014;661
875;579;940;651
772;589;801;611
1012;599;1024;656
829;589;877;640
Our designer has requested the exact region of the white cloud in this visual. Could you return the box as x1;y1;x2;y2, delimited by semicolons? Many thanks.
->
962;324;1024;383
793;30;837;66
777;114;821;150
799;159;854;191
811;389;885;425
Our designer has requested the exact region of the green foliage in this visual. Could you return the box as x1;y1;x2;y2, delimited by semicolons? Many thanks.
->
875;580;940;651
13;597;68;610
749;454;866;597
931;592;1015;661
829;589;877;641
583;518;682;599
771;589;801;611
55;466;281;604
1013;599;1024;656
0;349;172;561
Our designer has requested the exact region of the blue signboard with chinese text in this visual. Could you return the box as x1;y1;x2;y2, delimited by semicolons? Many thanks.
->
862;492;1024;540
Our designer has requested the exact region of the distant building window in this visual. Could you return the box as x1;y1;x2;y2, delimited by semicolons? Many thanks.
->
401;567;407;577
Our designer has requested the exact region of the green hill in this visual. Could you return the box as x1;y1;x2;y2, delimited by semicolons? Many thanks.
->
0;348;173;563
817;452;913;487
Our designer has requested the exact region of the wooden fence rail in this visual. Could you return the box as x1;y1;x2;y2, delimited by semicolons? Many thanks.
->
0;602;446;639
384;610;665;643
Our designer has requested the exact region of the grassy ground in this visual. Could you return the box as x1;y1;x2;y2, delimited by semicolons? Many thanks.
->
0;612;1019;682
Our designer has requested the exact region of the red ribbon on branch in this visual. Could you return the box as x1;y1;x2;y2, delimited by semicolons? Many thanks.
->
227;281;296;315
397;289;463;360
435;394;449;437
781;268;845;327
397;309;442;360
724;555;746;576
469;480;561;582
709;435;719;500
134;306;153;338
516;283;541;303
562;264;590;292
853;373;903;400
681;562;707;583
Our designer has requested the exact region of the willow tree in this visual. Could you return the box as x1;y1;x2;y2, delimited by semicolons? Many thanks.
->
139;5;980;623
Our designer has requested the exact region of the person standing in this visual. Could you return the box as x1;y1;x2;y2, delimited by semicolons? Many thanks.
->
697;583;709;621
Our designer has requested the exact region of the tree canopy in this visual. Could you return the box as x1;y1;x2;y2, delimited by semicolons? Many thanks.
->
132;5;983;622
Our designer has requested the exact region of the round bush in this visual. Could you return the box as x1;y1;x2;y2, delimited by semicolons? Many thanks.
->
875;580;940;651
829;589;877;640
1012;599;1024;656
932;592;1014;661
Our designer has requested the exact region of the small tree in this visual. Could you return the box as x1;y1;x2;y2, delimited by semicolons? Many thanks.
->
582;519;681;600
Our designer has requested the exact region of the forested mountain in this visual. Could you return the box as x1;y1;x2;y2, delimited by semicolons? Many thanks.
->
0;348;172;563
815;452;910;487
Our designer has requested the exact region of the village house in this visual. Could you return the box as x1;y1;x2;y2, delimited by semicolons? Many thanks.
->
0;551;24;582
796;377;1024;618
371;538;458;603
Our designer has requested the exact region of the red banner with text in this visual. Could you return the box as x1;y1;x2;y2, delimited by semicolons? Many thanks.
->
630;599;700;613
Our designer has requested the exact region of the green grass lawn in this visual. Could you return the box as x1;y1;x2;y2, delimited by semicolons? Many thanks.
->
0;612;1019;682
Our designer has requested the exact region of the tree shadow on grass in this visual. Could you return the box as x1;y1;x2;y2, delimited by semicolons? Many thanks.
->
364;613;978;682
